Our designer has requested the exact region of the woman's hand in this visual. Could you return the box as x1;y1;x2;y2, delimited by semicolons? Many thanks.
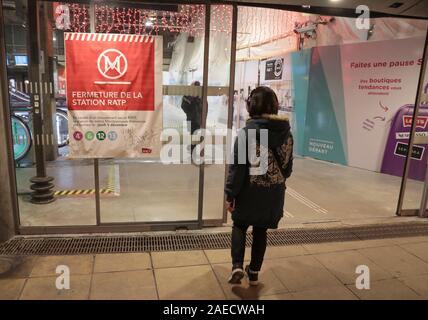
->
226;199;235;213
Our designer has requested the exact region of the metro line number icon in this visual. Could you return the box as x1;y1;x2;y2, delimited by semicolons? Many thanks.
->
97;49;128;80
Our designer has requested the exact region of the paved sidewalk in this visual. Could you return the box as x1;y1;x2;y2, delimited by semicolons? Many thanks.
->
1;235;428;300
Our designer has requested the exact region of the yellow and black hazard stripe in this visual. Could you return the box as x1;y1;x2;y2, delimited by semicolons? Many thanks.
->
54;188;114;197
100;188;114;194
54;165;118;197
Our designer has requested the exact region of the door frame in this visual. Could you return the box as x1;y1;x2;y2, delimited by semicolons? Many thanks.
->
2;0;236;235
3;0;427;236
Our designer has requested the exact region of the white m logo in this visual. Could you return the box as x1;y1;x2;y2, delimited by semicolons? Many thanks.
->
97;49;128;80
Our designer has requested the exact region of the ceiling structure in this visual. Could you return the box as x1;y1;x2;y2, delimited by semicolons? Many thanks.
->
2;0;428;21
228;0;428;19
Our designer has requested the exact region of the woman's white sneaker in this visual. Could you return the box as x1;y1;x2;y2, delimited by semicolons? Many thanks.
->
228;268;245;284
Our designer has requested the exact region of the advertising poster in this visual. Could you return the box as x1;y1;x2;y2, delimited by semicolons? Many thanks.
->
341;36;425;177
303;45;347;165
290;49;311;156
264;58;284;81
65;33;163;158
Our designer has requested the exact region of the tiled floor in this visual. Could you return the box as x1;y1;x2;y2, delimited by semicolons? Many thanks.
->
1;236;428;300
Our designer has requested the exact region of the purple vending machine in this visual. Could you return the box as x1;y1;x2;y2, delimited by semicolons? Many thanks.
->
381;103;428;181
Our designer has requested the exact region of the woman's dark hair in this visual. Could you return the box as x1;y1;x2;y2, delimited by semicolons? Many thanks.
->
246;86;279;117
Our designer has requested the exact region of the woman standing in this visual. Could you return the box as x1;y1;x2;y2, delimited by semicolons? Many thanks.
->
225;86;293;285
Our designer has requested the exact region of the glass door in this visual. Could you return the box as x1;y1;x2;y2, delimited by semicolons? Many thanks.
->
96;3;207;226
4;0;236;232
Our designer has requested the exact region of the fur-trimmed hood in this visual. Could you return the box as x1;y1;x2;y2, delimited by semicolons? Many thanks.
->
257;114;289;122
246;113;291;148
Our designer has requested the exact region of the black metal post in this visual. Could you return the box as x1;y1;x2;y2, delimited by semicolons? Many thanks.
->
223;4;238;223
28;0;55;204
94;159;101;225
197;3;211;228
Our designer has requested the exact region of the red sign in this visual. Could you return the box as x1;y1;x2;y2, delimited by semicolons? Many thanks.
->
402;115;428;129
65;33;155;111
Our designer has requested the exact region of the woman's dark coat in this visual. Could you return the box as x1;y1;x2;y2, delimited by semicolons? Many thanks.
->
225;114;293;229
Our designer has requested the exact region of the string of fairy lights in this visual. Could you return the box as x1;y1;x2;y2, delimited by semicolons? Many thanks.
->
60;3;302;51
63;3;232;36
68;3;90;33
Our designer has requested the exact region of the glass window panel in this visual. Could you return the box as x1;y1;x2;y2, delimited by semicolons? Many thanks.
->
8;1;96;227
98;3;206;223
202;4;233;223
